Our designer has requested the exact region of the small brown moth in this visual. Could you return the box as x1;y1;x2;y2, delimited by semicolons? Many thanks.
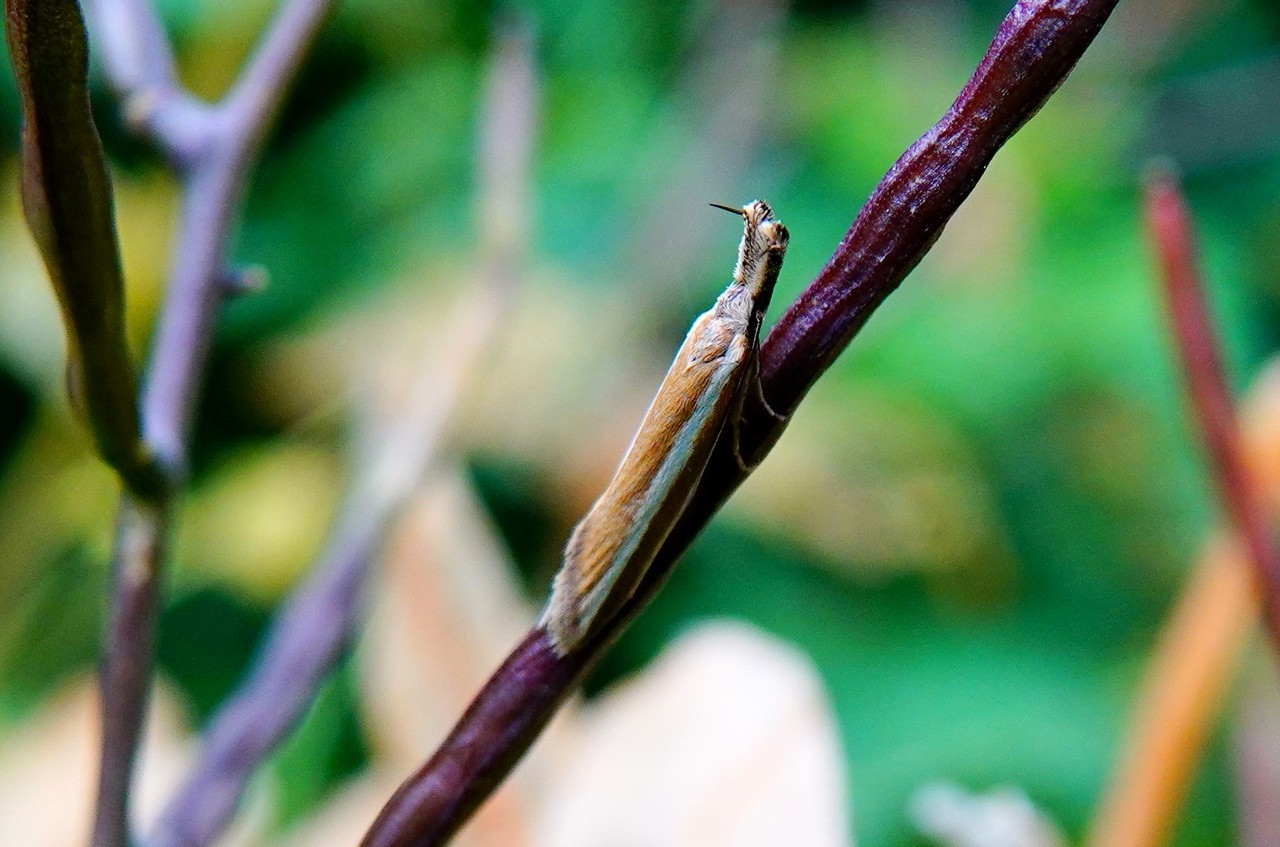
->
541;200;789;654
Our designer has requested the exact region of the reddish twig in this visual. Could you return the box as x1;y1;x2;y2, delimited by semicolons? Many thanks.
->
1145;167;1280;652
360;1;1120;844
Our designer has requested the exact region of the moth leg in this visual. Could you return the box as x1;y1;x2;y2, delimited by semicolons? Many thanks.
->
729;364;755;474
731;341;790;473
731;410;753;473
749;337;788;423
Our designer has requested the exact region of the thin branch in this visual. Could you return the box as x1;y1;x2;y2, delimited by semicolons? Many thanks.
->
84;2;336;846
360;1;1120;844
475;15;537;290
138;163;244;474
1145;166;1280;652
141;0;335;475
148;286;518;847
147;525;373;847
81;0;213;168
222;0;334;167
1083;164;1280;847
81;0;177;96
147;21;538;847
92;496;169;847
2;1;174;842
86;0;332;177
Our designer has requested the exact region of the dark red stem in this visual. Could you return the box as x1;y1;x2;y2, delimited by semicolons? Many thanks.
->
1145;167;1280;653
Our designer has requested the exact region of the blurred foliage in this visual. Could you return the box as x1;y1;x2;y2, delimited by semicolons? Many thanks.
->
2;0;1280;844
269;662;368;829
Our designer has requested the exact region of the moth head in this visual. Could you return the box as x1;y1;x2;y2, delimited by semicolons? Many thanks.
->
741;200;789;253
711;200;789;297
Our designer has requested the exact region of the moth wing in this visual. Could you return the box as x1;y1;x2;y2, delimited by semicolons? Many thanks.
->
544;324;749;651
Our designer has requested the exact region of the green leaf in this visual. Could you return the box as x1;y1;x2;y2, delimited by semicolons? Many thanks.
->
4;0;161;497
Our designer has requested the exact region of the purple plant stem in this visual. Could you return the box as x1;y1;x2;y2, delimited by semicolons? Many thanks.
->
148;524;375;847
1145;168;1280;656
139;161;242;473
82;0;177;96
87;3;334;847
222;0;333;150
142;0;335;474
363;631;585;845
82;0;212;166
360;1;1120;845
93;496;169;847
147;262;520;847
147;22;538;847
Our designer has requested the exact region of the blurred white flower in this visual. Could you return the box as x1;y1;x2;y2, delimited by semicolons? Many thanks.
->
911;781;1064;847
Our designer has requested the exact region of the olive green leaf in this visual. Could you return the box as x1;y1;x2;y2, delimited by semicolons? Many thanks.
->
4;0;161;497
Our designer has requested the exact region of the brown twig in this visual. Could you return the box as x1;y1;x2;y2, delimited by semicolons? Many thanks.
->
1084;166;1280;847
95;495;169;847
360;1;1120;844
1082;164;1280;847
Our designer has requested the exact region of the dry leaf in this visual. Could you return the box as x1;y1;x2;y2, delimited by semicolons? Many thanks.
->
534;621;851;847
5;0;155;491
345;468;548;847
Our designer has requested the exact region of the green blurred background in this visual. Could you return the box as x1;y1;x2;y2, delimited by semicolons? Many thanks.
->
3;0;1280;844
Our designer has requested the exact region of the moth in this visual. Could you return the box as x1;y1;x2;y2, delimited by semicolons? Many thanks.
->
541;200;789;654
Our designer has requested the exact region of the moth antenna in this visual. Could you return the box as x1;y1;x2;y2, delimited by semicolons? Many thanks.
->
708;202;746;217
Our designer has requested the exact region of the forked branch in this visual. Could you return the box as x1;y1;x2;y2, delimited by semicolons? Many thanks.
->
37;2;338;846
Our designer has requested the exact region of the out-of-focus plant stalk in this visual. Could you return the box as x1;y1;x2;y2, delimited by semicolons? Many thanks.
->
147;20;539;847
2;4;168;846
1086;534;1255;847
1085;167;1280;847
132;0;335;479
8;1;338;845
360;1;1120;844
82;0;213;167
1145;167;1280;652
1234;672;1280;847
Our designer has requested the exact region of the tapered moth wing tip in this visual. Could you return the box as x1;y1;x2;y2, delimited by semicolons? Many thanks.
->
541;525;600;655
541;568;588;656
